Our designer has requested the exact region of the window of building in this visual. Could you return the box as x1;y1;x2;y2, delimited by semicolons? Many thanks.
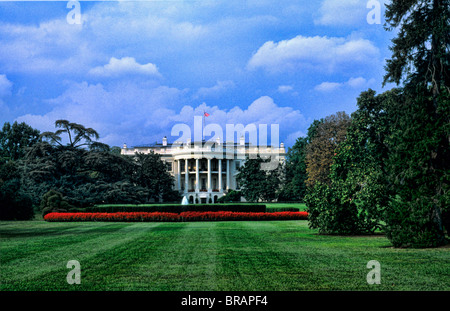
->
166;161;173;171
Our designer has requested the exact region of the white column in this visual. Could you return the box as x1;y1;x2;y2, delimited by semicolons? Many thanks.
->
207;158;211;191
185;158;189;192
177;160;181;190
226;159;230;190
195;158;199;191
218;159;222;191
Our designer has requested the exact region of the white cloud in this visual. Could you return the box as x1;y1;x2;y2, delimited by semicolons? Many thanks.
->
0;19;91;74
0;74;13;114
277;85;293;93
17;82;307;148
89;57;161;78
194;80;235;98
247;35;379;74
166;96;308;146
315;0;366;26
314;81;342;92
16;81;186;146
314;76;375;92
0;74;13;97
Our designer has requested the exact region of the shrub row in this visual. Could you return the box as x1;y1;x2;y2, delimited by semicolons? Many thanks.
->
85;204;266;213
44;211;308;222
266;207;300;213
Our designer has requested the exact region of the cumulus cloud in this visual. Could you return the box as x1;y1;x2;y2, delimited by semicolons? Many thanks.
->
314;81;342;92
247;35;379;74
166;96;308;146
16;81;307;148
314;76;375;92
0;19;90;74
89;57;161;78
16;81;186;146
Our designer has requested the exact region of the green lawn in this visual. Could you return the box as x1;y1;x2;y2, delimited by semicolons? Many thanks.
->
0;219;448;291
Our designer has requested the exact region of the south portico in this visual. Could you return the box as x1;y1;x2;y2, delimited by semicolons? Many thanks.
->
173;151;234;204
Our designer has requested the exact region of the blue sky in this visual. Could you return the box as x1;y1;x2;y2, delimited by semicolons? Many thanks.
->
0;0;395;148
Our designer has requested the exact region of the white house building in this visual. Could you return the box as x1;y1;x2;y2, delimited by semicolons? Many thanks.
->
121;136;286;203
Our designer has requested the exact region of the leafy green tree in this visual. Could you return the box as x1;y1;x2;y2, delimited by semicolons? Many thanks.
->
22;120;175;207
324;89;398;234
277;137;308;202
305;181;360;235
305;111;351;188
236;156;282;202
0;160;34;220
40;119;108;151
382;0;450;247
0;121;40;220
131;152;177;202
217;190;241;203
40;189;76;216
0;121;40;164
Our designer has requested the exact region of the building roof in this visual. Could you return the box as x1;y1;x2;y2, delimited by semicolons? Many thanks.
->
131;140;253;148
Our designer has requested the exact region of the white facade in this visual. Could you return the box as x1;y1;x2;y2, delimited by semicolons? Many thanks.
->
121;137;286;203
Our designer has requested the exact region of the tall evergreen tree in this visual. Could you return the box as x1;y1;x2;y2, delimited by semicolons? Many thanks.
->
383;0;450;247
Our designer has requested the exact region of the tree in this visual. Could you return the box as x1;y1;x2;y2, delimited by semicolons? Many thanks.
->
0;121;39;220
131;152;177;202
217;190;241;203
40;119;108;151
277;137;308;201
305;181;361;235
382;0;450;247
305;111;351;188
40;189;76;216
384;88;449;247
383;0;449;96
22;120;161;207
0;160;34;220
236;156;282;202
324;89;397;235
278;120;322;202
0;121;40;164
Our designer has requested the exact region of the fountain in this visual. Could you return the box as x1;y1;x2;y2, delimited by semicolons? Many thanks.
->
181;196;189;205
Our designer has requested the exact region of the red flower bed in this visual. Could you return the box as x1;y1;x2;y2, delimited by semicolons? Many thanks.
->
44;211;308;222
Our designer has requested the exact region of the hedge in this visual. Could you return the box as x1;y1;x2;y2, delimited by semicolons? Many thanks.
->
44;211;308;222
85;204;266;214
266;207;300;213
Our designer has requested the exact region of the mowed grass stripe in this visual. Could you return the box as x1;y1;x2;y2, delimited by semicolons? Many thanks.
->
119;222;221;291
78;222;191;290
252;221;450;290
0;222;162;290
214;221;312;291
0;222;129;264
